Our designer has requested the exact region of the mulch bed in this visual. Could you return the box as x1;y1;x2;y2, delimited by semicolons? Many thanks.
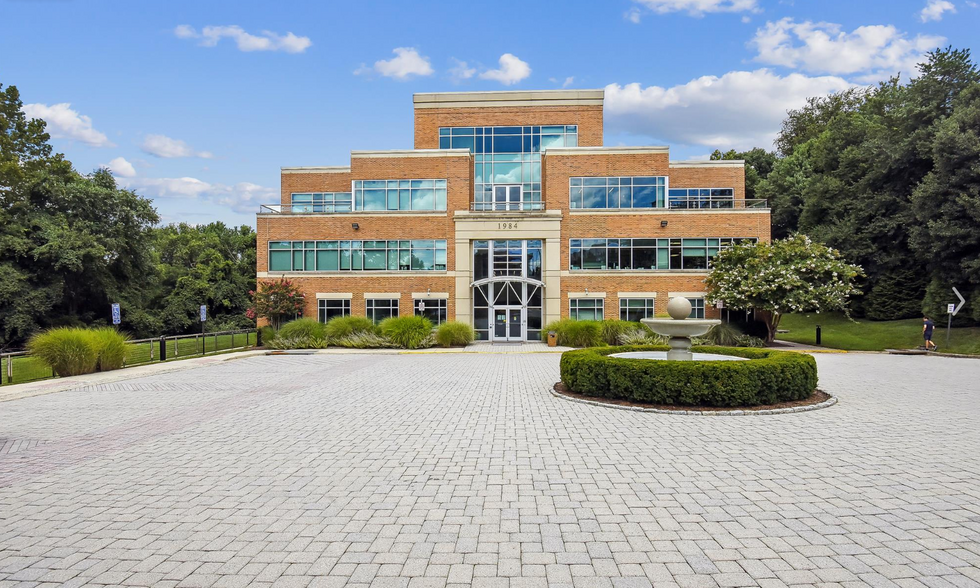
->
553;382;831;412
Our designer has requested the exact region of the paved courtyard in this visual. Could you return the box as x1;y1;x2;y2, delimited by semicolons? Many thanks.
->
1;351;979;588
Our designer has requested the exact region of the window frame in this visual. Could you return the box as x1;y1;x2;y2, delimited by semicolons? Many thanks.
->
268;240;448;272
351;179;448;212
569;176;669;210
413;298;447;326
569;298;604;321
317;299;351;323
366;299;399;324
569;237;757;271
619;298;656;322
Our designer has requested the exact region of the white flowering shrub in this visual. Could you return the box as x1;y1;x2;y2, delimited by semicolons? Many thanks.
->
705;234;863;342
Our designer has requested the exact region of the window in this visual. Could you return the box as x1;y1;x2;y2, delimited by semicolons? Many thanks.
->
268;240;448;272
366;299;399;324
620;298;656;322
318;299;350;323
352;180;447;211
570;177;667;209
570;298;604;321
668;188;735;209
290;193;353;213
687;297;706;319
569;238;757;271
440;125;578;210
414;298;447;325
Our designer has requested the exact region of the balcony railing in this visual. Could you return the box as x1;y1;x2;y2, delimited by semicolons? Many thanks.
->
667;197;769;210
261;198;770;214
470;201;546;212
259;204;353;214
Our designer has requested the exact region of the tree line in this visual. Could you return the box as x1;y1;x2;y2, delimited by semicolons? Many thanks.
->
711;47;980;324
0;83;255;349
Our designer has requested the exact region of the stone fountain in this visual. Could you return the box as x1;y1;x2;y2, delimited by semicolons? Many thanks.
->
640;297;721;361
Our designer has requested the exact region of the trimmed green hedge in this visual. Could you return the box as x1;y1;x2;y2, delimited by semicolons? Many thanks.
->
559;345;817;407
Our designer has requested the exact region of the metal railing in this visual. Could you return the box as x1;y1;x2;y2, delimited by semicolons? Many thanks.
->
667;197;769;210
259;204;353;214
1;329;258;387
470;201;546;212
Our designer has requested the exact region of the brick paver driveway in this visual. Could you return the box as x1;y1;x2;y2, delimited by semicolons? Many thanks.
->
1;351;979;588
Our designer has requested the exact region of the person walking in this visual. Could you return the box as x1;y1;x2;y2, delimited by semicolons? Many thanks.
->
923;315;937;352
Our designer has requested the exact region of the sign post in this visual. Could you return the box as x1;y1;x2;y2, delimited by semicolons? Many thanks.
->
111;303;121;326
200;305;207;354
947;287;966;349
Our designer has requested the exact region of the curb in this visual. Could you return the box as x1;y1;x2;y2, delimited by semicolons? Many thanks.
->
549;388;838;416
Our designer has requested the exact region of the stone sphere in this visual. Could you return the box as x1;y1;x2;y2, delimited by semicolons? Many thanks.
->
666;297;693;320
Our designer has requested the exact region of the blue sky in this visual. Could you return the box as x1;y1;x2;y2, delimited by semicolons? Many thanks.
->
2;0;977;227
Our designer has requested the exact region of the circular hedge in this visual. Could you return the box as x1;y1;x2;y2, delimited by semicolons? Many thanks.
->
559;345;817;407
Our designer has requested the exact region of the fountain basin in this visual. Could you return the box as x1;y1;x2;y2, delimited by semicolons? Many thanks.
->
639;318;720;339
610;351;747;362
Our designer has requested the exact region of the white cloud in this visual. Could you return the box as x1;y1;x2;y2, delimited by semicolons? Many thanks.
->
751;18;945;80
625;7;642;23
119;176;276;213
920;0;956;21
448;58;476;82
361;47;434;80
140;134;213;159
479;54;531;86
550;76;576;88
631;0;759;16
21;103;112;147
104;157;136;178
174;25;311;54
604;69;854;150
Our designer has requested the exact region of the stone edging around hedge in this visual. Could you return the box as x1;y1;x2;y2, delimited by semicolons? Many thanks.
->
549;387;838;416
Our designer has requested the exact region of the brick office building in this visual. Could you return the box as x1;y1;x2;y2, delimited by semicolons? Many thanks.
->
256;89;770;342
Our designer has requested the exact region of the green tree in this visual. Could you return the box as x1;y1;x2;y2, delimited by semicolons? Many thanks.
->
910;83;980;322
705;235;863;342
710;148;777;200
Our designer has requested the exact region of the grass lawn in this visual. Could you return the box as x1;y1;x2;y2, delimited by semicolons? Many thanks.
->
1;332;256;387
779;313;980;354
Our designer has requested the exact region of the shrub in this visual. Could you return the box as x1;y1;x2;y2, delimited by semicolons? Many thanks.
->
268;335;328;350
325;316;377;340
559;345;817;407
702;322;742;347
600;320;644;345
91;327;129;371
436;321;475;347
735;334;766;348
333;332;399;349
278;318;327;341
257;325;276;346
27;327;99;377
379;316;433;349
541;319;605;347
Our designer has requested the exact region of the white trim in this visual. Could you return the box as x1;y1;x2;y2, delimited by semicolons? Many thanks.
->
281;166;350;174
350;149;470;159
567;291;607;298
546;146;669;156
315;293;353;300
669;160;744;168
617;292;658;298
411;292;449;300
364;292;402;299
259;271;453;278
413;89;604;109
668;292;706;298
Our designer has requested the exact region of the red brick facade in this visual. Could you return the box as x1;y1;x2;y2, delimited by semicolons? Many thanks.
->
258;90;770;335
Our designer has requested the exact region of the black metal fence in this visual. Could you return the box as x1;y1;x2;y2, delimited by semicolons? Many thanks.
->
1;329;258;387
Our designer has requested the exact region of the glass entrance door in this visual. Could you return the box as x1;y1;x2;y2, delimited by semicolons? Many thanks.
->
492;306;524;342
493;185;522;211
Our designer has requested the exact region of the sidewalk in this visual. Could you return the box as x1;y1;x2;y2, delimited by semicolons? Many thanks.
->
0;349;267;403
770;339;847;353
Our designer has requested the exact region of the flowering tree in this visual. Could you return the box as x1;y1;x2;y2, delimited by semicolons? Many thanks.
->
246;278;305;329
705;234;863;342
